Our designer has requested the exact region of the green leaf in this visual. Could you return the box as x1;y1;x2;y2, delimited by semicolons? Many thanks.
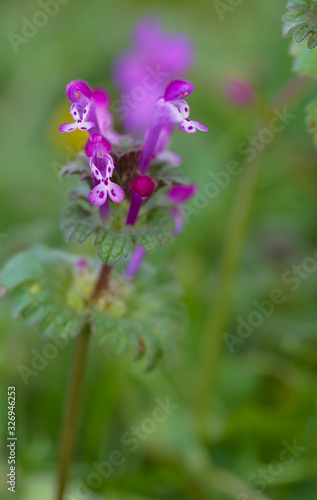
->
62;190;176;263
142;209;175;248
60;153;93;185
1;246;185;371
289;40;317;78
95;228;132;265
136;232;158;253
61;199;100;243
0;245;91;338
92;264;185;371
59;146;186;263
283;0;317;49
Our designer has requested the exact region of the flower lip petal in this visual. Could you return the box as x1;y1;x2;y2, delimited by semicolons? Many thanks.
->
191;120;209;132
164;79;195;101
131;176;155;199
108;180;125;203
179;120;197;134
59;122;78;133
88;183;108;206
167;184;198;204
66;80;92;101
85;133;112;157
78;121;95;131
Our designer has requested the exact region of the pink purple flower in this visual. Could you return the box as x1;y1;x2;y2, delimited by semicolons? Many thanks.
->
124;246;146;280
85;133;114;178
59;80;118;142
126;176;155;225
139;80;208;173
88;166;124;207
113;18;194;135
84;134;124;207
225;76;255;107
167;184;198;235
59;80;96;133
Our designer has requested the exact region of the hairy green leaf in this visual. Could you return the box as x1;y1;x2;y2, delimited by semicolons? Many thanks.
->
59;147;190;264
92;265;185;370
95;228;132;265
1;246;185;371
283;0;317;49
0;245;91;338
60;153;93;185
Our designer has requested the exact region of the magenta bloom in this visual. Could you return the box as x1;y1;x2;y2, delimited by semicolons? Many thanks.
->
167;184;198;235
88;167;124;207
167;184;198;204
58;20;208;267
75;258;89;274
59;80;118;143
89;89;112;134
126;176;155;225
113;18;194;134
139;80;208;173
85;133;114;178
85;134;124;207
225;77;255;107
124;246;146;280
59;80;96;133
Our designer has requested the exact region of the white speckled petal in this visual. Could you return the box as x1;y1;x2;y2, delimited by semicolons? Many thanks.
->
88;183;108;206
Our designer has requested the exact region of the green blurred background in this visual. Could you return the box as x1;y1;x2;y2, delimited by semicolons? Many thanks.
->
1;0;317;499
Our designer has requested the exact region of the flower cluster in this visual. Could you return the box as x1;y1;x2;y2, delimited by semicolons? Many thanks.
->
58;21;208;277
113;18;194;135
59;78;207;212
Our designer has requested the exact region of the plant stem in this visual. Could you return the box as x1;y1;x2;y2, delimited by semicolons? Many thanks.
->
56;263;112;499
193;75;312;437
56;323;91;500
91;263;112;300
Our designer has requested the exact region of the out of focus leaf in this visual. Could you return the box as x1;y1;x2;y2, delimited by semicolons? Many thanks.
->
92;265;185;370
289;40;317;77
0;245;91;338
305;97;317;145
0;246;185;371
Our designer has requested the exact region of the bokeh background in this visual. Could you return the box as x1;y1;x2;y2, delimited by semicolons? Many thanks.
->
1;0;317;499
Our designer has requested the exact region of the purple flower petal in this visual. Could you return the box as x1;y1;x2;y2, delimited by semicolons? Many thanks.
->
76;259;88;273
66;80;92;102
179;119;197;134
153;99;183;127
131;176;155;199
91;89;113;136
164;79;195;101
90;163;103;182
125;246;146;280
169;207;186;235
167;184;198;204
191;120;209;132
112;18;194;134
88;183;108;206
85;133;112;157
78;121;95;131
59;122;78;133
108;181;125;203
